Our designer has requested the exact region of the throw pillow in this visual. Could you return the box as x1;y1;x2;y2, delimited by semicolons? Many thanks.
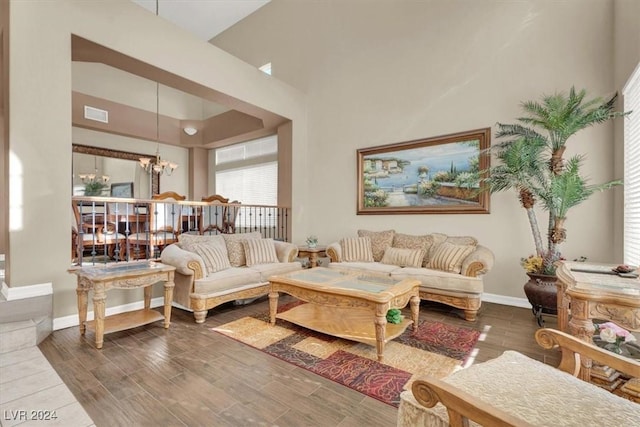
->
357;229;395;262
341;237;375;262
222;232;262;267
380;247;426;268
429;241;475;273
178;234;227;256
427;233;477;264
242;238;279;266
392;233;434;267
192;244;231;276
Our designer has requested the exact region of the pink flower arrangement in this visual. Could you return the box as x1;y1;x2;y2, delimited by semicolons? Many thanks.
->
595;322;637;354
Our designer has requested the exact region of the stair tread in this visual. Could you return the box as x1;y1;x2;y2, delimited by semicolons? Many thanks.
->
0;319;36;333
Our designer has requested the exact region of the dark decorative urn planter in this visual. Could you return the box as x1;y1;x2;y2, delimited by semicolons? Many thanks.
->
523;273;558;326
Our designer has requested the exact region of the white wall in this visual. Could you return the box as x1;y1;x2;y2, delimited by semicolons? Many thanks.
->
213;0;630;299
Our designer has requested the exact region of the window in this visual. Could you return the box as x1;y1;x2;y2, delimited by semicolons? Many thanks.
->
215;136;278;228
623;62;640;266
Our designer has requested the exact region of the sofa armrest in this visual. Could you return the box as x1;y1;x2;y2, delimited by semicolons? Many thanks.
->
460;244;494;277
326;242;341;262
274;240;299;263
160;243;205;280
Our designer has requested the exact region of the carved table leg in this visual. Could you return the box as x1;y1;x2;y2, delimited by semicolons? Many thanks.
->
309;252;319;268
144;285;152;310
567;298;595;381
374;306;387;362
76;286;88;336
269;291;279;325
93;284;106;349
410;295;420;331
163;277;174;329
556;279;569;332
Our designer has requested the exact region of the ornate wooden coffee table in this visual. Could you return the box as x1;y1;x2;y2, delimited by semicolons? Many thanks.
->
268;267;420;362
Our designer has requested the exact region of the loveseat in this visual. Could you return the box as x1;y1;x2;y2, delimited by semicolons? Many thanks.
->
326;230;494;321
160;232;302;323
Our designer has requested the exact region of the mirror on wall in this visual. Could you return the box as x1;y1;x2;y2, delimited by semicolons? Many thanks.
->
72;144;159;198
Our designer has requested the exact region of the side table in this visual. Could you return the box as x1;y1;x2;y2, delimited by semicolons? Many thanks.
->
69;261;175;349
297;245;327;268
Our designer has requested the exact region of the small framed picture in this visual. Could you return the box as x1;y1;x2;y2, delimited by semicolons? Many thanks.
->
110;182;134;198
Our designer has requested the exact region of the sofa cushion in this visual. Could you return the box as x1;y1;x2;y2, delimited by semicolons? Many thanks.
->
193;243;231;275
193;267;262;295
357;229;395;261
393;233;434;267
178;233;227;255
391;267;483;293
341;237;375;262
242;238;279;266
381;247;425;268
429;241;475;273
427;233;477;263
222;232;262;267
248;262;303;282
328;261;399;276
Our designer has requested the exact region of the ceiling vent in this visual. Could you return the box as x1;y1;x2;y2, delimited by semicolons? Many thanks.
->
84;106;109;123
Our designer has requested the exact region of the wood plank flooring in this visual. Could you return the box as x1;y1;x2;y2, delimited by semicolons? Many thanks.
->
38;297;560;427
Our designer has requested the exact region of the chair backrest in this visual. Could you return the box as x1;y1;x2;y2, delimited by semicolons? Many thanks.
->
200;194;239;234
151;192;186;233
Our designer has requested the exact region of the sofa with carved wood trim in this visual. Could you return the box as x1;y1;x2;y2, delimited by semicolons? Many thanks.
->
326;230;494;321
161;232;301;323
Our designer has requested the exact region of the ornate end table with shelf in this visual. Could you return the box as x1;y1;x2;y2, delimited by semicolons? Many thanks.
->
556;261;640;384
297;245;327;268
69;261;175;349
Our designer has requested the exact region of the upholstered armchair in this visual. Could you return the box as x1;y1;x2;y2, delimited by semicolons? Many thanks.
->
398;328;640;426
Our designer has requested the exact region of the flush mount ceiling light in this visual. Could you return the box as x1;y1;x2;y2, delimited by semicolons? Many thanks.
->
183;126;198;136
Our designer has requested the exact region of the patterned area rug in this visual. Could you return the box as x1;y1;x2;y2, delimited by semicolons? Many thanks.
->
211;303;480;407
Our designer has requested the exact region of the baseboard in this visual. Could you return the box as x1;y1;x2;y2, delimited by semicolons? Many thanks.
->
1;282;53;301
53;296;166;330
482;292;531;309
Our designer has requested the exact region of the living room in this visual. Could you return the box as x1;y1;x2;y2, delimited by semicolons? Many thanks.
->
1;0;639;425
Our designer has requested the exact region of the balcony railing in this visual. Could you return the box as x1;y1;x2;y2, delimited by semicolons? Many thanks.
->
71;196;291;266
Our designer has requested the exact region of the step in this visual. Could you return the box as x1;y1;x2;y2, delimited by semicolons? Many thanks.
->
0;320;37;354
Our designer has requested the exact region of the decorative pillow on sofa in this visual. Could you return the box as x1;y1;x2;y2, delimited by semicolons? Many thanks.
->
392;233;434;267
222;232;262;267
242;238;279;266
381;247;426;268
178;234;227;256
428;233;477;265
192;243;231;275
357;229;395;261
429;241;475;273
341;237;375;262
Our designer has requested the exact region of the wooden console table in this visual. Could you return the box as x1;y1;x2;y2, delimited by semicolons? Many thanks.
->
69;261;175;349
556;261;640;381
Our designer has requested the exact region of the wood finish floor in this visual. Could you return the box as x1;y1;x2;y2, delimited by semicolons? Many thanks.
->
38;297;560;427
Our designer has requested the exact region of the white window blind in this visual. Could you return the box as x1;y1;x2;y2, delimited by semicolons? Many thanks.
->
215;162;278;206
623;62;640;266
215;136;277;166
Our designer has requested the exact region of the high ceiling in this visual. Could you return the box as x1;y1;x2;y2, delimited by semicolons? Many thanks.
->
131;0;270;41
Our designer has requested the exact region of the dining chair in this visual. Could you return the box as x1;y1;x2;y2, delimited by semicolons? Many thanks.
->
71;201;126;263
128;191;186;259
200;194;241;235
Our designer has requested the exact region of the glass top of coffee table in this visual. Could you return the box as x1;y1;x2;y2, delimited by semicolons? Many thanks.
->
273;267;399;293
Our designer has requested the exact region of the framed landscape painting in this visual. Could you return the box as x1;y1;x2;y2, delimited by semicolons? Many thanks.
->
357;128;491;214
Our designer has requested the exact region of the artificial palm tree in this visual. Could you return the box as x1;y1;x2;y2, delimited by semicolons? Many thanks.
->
487;87;628;275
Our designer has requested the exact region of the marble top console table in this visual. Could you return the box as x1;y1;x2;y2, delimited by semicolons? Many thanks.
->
69;261;175;349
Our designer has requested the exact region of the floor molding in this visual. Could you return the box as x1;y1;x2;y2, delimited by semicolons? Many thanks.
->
482;292;530;309
1;282;53;301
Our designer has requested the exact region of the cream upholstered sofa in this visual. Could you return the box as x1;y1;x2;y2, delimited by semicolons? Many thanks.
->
398;328;640;426
326;230;494;321
160;232;302;323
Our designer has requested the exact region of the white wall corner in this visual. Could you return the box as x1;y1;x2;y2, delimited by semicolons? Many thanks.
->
1;282;53;301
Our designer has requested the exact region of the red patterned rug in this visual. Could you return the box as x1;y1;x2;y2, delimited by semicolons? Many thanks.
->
211;303;480;407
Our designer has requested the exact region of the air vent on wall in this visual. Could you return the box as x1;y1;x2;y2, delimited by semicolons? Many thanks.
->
84;105;109;123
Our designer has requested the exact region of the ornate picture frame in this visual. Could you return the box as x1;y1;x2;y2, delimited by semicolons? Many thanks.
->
357;128;491;215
